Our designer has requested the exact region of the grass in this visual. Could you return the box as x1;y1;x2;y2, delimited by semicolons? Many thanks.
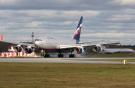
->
0;63;135;88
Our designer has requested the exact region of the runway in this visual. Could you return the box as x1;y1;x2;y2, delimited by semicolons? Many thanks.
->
0;58;135;64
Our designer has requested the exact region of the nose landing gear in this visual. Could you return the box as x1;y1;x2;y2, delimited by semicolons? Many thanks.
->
41;50;50;58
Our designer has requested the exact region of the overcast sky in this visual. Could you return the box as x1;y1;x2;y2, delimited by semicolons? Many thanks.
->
0;0;135;44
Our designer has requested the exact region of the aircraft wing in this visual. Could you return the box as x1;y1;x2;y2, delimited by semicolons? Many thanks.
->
0;41;17;52
58;44;99;54
59;43;135;54
59;43;95;49
59;45;78;49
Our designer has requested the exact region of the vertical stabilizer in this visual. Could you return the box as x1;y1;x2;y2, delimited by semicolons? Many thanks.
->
73;16;83;44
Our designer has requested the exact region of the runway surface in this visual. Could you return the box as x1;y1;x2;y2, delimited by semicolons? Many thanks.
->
0;58;135;64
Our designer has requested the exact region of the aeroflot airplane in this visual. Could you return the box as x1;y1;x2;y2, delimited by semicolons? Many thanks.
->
10;16;135;57
16;16;89;57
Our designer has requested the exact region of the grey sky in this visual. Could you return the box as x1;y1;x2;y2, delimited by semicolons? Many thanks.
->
0;0;135;44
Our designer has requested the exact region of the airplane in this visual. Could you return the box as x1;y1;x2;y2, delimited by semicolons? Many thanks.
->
6;16;135;57
12;16;96;57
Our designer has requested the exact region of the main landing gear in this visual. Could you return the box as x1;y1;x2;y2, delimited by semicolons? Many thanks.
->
58;49;64;58
44;53;50;58
57;49;75;58
41;49;75;58
41;50;50;58
58;53;64;58
69;49;75;58
69;54;75;58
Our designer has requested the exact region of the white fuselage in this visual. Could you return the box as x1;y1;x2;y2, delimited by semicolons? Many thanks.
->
35;40;59;49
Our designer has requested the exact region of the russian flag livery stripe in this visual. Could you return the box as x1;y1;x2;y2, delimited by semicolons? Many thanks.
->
73;16;83;44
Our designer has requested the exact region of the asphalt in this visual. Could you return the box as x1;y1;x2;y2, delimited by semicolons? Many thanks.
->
0;57;135;64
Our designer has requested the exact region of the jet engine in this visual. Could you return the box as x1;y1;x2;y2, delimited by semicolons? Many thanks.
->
92;44;103;53
24;46;34;54
75;46;85;54
14;45;23;52
14;44;34;54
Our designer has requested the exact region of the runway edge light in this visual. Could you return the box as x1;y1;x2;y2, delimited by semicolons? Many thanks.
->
123;59;127;64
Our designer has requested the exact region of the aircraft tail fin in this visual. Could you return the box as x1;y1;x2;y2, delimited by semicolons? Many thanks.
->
73;16;83;44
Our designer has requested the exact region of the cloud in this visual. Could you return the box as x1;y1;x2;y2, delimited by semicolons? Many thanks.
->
113;0;135;5
0;0;126;10
24;10;99;18
0;0;134;11
24;21;42;28
1;9;135;44
0;0;135;44
0;0;17;5
83;32;134;38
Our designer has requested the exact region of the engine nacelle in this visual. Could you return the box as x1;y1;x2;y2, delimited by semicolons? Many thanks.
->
75;46;85;54
24;46;34;54
14;45;34;54
92;44;102;53
14;45;22;52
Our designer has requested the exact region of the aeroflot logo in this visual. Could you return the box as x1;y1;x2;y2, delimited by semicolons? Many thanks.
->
73;24;82;39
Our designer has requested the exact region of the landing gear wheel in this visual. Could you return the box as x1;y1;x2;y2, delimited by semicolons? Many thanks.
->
69;54;75;58
58;54;64;58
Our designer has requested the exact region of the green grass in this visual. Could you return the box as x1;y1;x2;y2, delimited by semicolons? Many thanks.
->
0;63;135;88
